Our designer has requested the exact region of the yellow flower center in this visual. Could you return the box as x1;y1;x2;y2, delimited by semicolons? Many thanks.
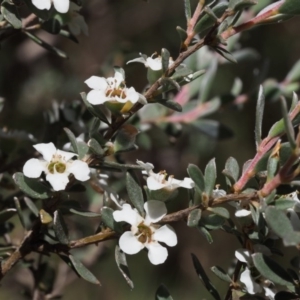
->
106;88;127;99
137;222;153;244
47;155;67;174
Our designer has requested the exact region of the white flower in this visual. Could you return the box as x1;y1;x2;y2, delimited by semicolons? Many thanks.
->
23;142;90;191
67;3;88;36
85;71;146;106
127;53;174;71
113;200;177;265
136;160;194;191
235;248;276;298
32;0;69;13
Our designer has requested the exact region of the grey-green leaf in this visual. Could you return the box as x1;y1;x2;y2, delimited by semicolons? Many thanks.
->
13;172;50;199
126;171;144;215
23;197;39;217
204;158;216;196
53;210;69;244
187;164;205;193
191;253;221;300
64;128;79;154
210;266;232;283
115;245;134;289
252;253;294;286
255;85;265;149
208;207;230;219
1;0;22;29
279;0;300;15
0;208;17;223
68;255;100;285
101;207;121;232
265;206;300;246
187;209;202;227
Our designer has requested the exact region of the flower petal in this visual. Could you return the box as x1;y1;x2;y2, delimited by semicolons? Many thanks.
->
114;71;124;86
126;87;139;104
86;90;107;105
32;0;51;10
119;231;144;254
127;57;147;65
67;160;90;181
53;0;69;13
23;158;46;178
144;200;167;223
113;204;141;226
56;149;77;161
240;268;262;294
153;225;177;247
235;249;251;264
235;209;251;217
147;176;166;190
146;57;163;71
85;76;108;90
147;242;168;265
34;142;56;162
46;173;69;191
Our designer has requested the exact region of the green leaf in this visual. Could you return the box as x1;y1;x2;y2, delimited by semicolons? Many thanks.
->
23;31;68;58
14;197;26;229
255;86;265;149
114;124;139;153
80;92;110;124
155;284;173;300
69;208;101;218
187;164;205;193
183;0;191;20
286;59;300;82
204;158;216;196
41;18;61;34
194;3;228;35
1;0;22;29
214;47;237;64
252;253;294;286
126;171;144;215
228;0;257;11
158;99;182;112
187;209;202;227
23;197;39;217
13;172;50;199
265;206;300;246
77;141;89;159
281;97;296;149
222;157;239;186
279;0;300;15
88;138;104;155
197;226;213;243
64;128;79;154
208;207;229;219
0;209;17;223
199;59;218;103
170;66;193;80
210;266;232;283
161;48;170;74
201;214;226;230
191;120;233;140
53;210;69;244
176;26;188;47
115;245;134;289
275;198;296;210
101;207;121;232
68;255;100;285
191;253;221;300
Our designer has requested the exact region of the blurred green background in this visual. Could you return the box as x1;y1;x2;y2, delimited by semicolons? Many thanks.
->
1;0;300;299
